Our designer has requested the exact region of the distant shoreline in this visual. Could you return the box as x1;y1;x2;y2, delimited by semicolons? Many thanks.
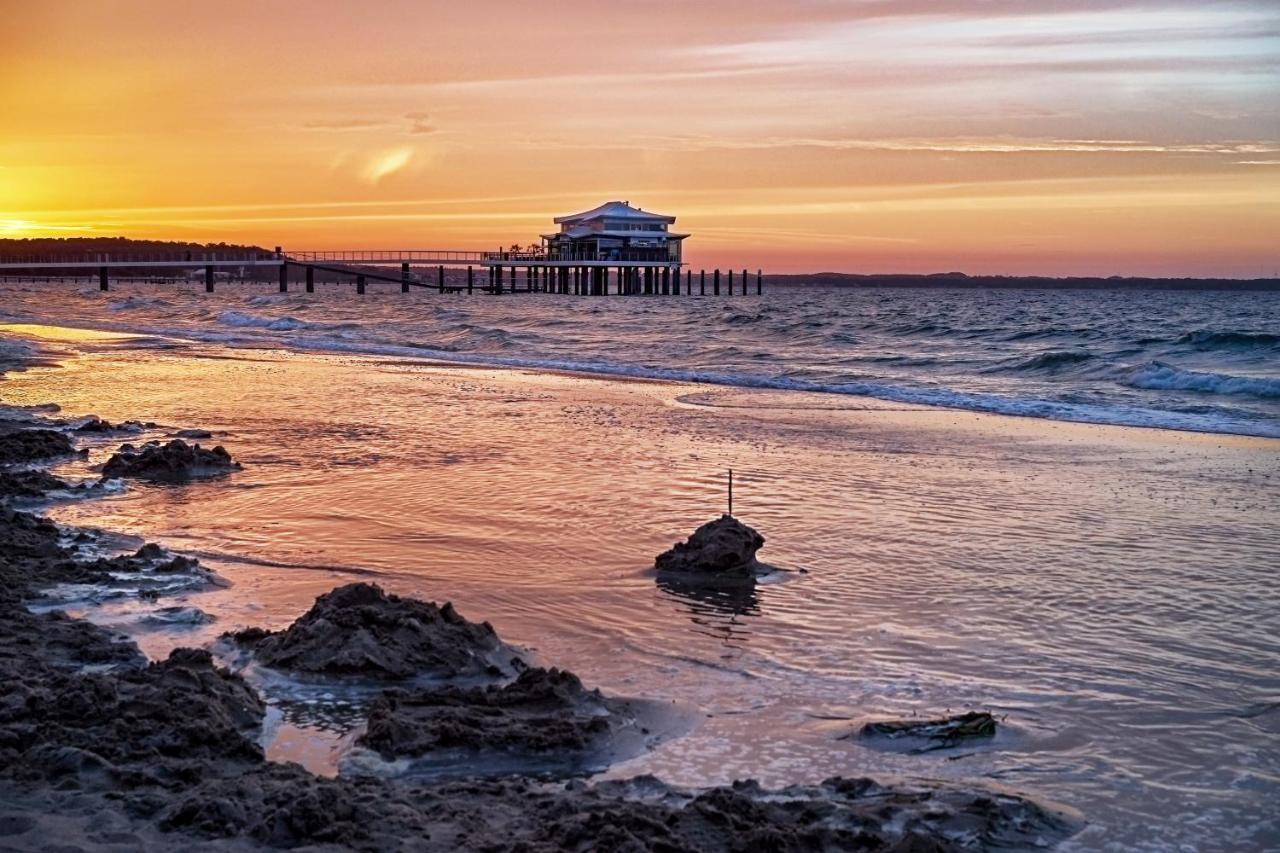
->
765;273;1280;292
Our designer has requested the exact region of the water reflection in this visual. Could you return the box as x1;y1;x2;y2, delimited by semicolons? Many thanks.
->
655;573;761;646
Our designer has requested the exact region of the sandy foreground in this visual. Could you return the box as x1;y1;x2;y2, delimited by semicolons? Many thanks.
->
1;323;1277;850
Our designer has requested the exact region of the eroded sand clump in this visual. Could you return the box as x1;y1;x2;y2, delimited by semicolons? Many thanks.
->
103;439;241;482
358;666;628;759
0;426;81;465
655;514;766;578
227;581;522;680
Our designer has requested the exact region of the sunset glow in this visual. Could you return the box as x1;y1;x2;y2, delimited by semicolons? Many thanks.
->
2;0;1277;274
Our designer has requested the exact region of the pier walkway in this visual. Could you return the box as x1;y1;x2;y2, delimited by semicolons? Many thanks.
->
0;247;764;296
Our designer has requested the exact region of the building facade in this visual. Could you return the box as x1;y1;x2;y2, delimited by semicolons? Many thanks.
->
542;201;687;265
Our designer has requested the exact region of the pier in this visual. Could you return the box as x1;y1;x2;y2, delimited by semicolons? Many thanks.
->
0;202;764;297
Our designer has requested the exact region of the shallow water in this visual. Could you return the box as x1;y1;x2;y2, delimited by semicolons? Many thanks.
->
1;280;1277;437
1;321;1278;851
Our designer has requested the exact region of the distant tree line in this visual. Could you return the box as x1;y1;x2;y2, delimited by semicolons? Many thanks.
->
0;237;272;261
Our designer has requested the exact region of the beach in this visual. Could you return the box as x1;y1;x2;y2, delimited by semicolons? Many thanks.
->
1;314;1277;850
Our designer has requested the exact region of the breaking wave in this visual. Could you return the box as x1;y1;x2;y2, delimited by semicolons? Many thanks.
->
1127;362;1280;399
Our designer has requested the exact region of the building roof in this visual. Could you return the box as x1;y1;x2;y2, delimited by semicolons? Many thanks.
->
553;201;676;225
545;228;689;240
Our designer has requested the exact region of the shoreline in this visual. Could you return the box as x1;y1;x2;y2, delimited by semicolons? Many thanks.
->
0;388;1085;850
4;319;1280;445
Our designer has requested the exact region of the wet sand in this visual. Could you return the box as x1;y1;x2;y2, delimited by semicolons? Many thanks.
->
1;323;1277;850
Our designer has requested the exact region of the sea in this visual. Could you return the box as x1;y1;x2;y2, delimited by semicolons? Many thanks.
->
0;280;1277;438
1;280;1277;851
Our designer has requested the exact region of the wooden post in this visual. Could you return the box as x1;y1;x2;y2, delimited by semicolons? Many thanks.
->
99;266;108;291
686;269;691;295
279;261;288;293
205;264;214;293
742;269;748;296
467;266;474;294
496;265;504;294
356;274;366;295
728;269;734;296
757;269;762;295
438;265;445;294
713;269;720;296
401;262;410;293
306;265;315;293
700;270;706;295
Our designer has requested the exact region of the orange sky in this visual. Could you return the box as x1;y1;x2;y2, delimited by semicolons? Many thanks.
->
1;0;1277;275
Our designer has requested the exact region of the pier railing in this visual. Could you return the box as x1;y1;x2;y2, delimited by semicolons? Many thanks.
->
481;249;680;264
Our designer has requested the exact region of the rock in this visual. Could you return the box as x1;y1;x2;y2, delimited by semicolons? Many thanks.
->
172;428;213;439
140;606;216;628
0;428;79;466
655;514;765;577
0;645;264;781
77;417;146;434
226;582;521;680
0;470;69;500
75;417;113;432
102;439;241;482
358;667;624;760
861;711;998;744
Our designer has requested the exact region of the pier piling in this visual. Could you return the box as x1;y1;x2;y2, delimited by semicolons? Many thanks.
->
714;269;720;296
99;266;108;292
438;265;445;294
306;266;315;293
279;262;288;293
205;264;214;293
401;262;410;293
356;274;366;295
467;266;474;294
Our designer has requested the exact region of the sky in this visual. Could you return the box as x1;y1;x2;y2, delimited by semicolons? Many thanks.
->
1;0;1277;275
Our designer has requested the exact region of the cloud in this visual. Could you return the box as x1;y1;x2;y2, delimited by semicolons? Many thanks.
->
301;118;389;131
361;147;415;183
404;111;436;135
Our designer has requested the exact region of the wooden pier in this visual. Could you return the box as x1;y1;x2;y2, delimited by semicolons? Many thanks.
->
0;248;764;297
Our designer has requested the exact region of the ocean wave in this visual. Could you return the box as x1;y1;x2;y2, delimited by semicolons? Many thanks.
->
1178;330;1280;349
990;350;1094;373
1127;362;1280;399
217;310;306;331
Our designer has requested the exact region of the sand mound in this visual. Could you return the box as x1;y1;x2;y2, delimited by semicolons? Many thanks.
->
655;514;765;578
359;666;626;759
102;439;241;482
0;427;80;466
228;582;521;680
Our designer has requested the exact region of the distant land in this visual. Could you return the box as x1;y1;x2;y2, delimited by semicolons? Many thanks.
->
2;238;1276;291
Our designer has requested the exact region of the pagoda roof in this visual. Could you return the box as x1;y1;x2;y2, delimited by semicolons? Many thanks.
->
553;201;676;225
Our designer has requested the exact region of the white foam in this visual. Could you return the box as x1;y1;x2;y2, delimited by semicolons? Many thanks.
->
1127;362;1280;399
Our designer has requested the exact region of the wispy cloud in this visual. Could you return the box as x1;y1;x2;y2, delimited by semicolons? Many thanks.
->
301;118;389;131
361;148;415;183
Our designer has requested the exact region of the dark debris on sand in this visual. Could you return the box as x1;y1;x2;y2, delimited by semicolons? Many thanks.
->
0;420;1081;851
226;581;522;680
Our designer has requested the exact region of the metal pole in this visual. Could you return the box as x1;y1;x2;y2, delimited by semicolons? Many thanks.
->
402;262;410;293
